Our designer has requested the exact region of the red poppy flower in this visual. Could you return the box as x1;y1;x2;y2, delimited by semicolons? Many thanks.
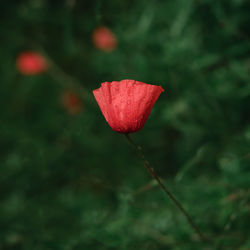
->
92;26;117;52
93;79;164;133
61;91;83;115
16;51;47;75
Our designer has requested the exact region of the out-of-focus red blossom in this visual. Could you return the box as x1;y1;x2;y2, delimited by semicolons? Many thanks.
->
92;26;117;52
93;79;164;133
61;91;83;115
16;52;47;75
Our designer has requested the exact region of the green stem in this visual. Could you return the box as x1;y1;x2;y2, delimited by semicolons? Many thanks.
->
37;46;94;105
125;134;208;242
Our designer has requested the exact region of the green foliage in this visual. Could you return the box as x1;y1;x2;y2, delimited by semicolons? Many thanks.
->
1;0;250;249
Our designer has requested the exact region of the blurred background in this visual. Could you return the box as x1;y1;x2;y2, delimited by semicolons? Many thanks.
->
1;0;250;249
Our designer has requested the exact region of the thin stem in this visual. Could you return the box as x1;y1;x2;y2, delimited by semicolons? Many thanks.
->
37;46;95;106
125;134;208;242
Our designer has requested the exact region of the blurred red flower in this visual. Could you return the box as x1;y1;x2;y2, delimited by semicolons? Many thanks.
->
16;52;47;75
92;26;117;52
61;91;83;115
93;79;164;133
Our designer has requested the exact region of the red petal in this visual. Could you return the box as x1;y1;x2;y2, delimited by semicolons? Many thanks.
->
16;52;47;75
93;79;164;133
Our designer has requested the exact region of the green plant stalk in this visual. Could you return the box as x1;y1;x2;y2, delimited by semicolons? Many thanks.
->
125;134;208;242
